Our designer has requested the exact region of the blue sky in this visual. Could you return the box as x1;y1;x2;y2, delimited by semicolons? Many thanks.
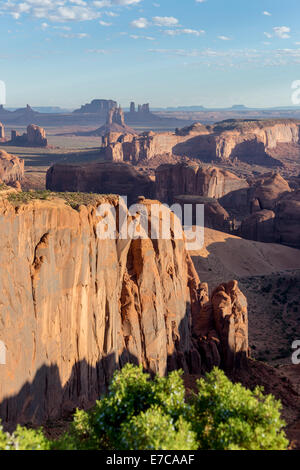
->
0;0;300;108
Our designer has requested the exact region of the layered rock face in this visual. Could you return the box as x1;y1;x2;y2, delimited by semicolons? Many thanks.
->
0;197;248;426
104;131;187;163
103;119;300;165
220;172;291;216
46;162;155;205
0;150;24;184
155;162;248;205
239;189;300;249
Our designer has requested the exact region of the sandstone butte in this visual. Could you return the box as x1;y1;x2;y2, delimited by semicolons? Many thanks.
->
0;195;248;427
7;124;48;147
103;119;300;165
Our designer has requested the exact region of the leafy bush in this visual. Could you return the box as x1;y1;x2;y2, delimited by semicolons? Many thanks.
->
190;368;288;450
0;365;288;450
0;423;50;450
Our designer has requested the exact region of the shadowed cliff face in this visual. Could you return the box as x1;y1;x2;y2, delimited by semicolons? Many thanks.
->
0;196;248;426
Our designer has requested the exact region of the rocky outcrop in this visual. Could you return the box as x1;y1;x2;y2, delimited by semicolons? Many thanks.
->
239;210;276;243
0;196;248;426
0;122;5;140
220;172;291;217
155;162;248;205
9;124;48;147
239;190;300;249
103;119;300;166
274;190;300;249
82;107;136;138
26;124;48;147
0;150;24;184
174;195;231;232
46;162;155;205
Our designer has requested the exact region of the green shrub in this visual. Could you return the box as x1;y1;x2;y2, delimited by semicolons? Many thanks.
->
0;423;50;450
0;365;289;451
190;368;288;450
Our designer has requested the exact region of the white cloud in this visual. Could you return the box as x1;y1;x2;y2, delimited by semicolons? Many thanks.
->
273;26;291;39
0;0;141;22
165;28;205;37
262;11;271;16
264;32;272;39
99;20;111;25
130;34;154;40
218;35;230;41
131;17;148;28
152;16;179;27
60;31;89;38
93;0;141;6
87;48;109;53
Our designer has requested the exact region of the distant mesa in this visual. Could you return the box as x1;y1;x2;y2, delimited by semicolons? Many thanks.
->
73;99;117;115
231;105;248;110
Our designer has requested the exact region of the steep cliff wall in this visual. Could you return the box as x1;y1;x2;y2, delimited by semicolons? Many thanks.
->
0;195;248;426
155;162;248;205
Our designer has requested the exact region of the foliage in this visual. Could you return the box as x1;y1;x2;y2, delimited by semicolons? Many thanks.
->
0;365;289;451
190;368;288;450
0;423;50;450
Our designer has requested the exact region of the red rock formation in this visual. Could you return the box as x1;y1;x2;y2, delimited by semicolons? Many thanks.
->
102;119;300;165
239;210;276;243
83;107;136;138
220;172;291;217
9;124;48;147
0;150;24;184
155;162;248;204
26;124;48;147
46;162;155;205
174;195;231;232
0;196;248;426
0;122;5;140
238;189;300;249
274;189;300;249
